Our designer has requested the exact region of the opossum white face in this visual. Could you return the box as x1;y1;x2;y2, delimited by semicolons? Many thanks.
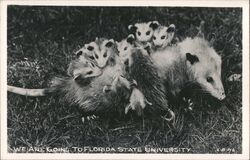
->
116;34;135;67
183;37;226;100
152;24;175;48
73;59;102;81
84;38;115;68
128;21;159;42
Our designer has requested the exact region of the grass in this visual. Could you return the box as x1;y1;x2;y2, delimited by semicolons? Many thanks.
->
7;6;242;153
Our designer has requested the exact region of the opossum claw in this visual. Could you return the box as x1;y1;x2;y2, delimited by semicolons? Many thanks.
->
161;109;175;122
81;117;85;123
125;104;132;114
129;79;138;88
145;99;152;106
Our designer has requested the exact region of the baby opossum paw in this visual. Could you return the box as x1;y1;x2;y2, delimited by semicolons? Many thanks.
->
81;115;98;124
182;97;194;111
129;79;137;88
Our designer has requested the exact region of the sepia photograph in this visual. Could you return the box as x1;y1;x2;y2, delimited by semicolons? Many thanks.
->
1;0;249;160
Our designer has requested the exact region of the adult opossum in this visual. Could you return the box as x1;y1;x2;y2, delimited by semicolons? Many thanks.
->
151;34;226;102
8;38;174;119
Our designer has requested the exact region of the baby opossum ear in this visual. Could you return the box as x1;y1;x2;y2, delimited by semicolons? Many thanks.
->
126;34;135;44
208;33;216;47
105;39;114;48
87;45;94;51
186;53;199;65
128;24;138;33
167;24;176;33
149;21;160;30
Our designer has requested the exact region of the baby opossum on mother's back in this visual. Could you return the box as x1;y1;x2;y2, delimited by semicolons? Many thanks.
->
116;35;174;119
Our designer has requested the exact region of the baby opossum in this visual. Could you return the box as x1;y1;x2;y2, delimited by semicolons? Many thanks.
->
151;35;226;101
152;24;176;50
81;37;116;68
67;58;102;83
116;35;174;119
68;37;117;81
128;21;160;49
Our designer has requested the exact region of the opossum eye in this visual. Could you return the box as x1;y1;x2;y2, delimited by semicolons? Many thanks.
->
124;47;127;51
153;36;156;40
87;46;94;51
76;51;83;56
89;56;94;60
161;36;166;39
95;54;99;59
137;32;141;36
103;52;107;58
207;77;214;83
146;31;151;35
86;71;93;75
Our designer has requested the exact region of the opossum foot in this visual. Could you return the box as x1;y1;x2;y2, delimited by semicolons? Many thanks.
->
183;97;194;111
81;115;98;124
119;76;135;90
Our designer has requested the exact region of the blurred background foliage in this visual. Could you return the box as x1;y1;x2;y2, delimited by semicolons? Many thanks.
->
7;6;242;153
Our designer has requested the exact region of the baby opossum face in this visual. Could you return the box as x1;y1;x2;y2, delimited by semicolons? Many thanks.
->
84;38;115;68
73;59;102;81
152;24;175;48
184;38;225;100
116;34;135;67
128;21;159;43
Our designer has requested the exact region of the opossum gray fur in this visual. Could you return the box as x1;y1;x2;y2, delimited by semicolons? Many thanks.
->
151;36;226;101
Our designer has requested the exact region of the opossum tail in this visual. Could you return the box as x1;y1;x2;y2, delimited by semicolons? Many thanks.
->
7;85;58;96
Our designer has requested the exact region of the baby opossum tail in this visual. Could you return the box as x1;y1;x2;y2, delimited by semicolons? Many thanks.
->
7;85;57;96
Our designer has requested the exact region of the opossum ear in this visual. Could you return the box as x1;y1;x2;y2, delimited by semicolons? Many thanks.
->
87;45;94;51
149;21;160;30
186;53;199;65
126;34;135;44
209;33;216;47
105;39;114;48
167;24;176;33
128;24;137;33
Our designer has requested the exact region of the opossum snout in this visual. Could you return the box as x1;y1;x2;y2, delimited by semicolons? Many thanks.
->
124;59;129;66
218;92;226;100
155;44;162;48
